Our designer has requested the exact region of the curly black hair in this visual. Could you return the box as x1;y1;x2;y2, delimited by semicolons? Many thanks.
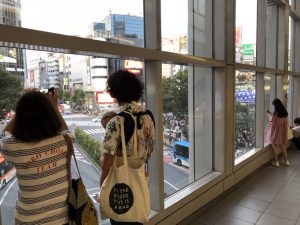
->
107;70;143;103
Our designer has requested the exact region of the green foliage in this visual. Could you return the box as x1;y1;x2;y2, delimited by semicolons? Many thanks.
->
75;128;101;164
162;70;188;120
59;90;71;102
0;69;22;112
71;88;85;106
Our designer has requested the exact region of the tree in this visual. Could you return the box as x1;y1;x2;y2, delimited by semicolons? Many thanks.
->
62;90;71;102
71;88;85;107
0;69;22;113
162;70;188;120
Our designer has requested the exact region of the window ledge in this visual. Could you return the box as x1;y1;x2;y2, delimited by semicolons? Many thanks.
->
164;171;223;209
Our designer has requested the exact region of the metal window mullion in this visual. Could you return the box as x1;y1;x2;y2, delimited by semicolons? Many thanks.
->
257;0;267;67
0;25;225;68
143;0;163;213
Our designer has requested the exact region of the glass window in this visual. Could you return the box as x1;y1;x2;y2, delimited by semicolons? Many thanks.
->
20;0;144;47
288;17;295;71
161;0;224;59
235;0;257;65
235;70;256;158
0;49;146;222
287;75;293;124
264;74;276;146
162;64;212;198
266;4;278;68
161;0;188;54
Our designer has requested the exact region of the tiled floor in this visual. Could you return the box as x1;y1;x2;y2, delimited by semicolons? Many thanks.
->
187;148;300;225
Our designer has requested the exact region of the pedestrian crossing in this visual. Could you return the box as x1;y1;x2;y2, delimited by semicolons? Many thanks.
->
83;128;105;135
74;148;91;164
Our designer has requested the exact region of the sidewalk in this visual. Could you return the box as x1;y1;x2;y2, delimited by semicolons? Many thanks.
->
182;147;300;225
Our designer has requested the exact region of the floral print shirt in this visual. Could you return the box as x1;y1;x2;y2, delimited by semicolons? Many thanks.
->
100;102;155;162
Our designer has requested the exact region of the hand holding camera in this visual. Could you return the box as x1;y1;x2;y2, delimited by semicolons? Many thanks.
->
46;87;58;107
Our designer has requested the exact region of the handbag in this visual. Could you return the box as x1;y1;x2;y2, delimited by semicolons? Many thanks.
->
63;134;99;225
99;116;151;223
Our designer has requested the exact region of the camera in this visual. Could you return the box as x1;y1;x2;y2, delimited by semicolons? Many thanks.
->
47;87;55;95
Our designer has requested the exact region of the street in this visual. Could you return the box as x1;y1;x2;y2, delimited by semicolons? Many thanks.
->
0;113;189;224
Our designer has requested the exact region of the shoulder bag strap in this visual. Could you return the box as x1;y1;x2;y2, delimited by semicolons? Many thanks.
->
63;134;81;177
120;117;128;165
122;111;138;158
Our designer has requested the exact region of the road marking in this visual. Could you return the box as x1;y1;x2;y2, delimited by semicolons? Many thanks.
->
89;192;99;204
83;129;104;135
164;179;179;191
77;158;91;165
87;187;100;192
0;178;17;206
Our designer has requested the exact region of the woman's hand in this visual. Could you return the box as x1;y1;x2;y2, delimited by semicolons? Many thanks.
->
47;88;58;107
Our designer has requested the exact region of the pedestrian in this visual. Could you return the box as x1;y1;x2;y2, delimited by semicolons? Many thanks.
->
99;70;155;225
267;98;289;167
0;89;72;225
290;117;300;150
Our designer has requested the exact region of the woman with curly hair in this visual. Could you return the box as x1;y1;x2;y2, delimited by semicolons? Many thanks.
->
100;70;155;225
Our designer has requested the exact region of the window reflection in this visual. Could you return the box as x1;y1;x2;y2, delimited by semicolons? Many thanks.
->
266;4;277;68
264;74;276;145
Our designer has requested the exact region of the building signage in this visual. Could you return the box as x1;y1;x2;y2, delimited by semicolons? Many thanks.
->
95;91;115;104
242;44;254;56
124;60;143;69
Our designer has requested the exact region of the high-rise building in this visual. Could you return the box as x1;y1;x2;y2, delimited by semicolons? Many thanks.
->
102;14;144;47
0;0;25;83
46;54;60;88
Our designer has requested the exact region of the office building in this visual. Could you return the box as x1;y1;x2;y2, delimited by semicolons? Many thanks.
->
1;1;300;224
0;0;24;83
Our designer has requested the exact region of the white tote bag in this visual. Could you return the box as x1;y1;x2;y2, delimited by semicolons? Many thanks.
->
100;116;151;223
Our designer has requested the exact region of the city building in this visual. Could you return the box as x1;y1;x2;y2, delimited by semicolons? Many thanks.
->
102;13;144;47
0;0;24;83
2;1;300;225
46;53;60;88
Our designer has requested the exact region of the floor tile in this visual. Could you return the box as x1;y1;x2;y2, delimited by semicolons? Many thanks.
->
237;197;269;212
189;211;222;225
271;196;300;211
214;215;253;225
226;205;262;224
246;190;276;202
257;213;295;225
266;204;300;221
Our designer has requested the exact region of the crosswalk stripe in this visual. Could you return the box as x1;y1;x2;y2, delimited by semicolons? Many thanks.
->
83;129;104;135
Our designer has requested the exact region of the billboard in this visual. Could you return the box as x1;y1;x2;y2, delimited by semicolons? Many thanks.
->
235;26;242;47
242;44;254;56
95;91;115;104
124;60;143;69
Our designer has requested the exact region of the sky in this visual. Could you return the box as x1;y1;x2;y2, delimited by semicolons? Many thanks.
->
235;0;257;44
21;0;143;36
21;0;188;38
